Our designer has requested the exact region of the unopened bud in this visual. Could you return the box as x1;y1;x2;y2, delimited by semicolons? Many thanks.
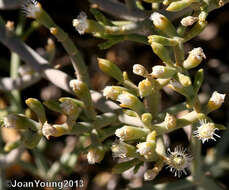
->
149;42;173;65
148;35;178;46
166;0;196;12
181;16;198;27
117;92;145;114
150;12;177;37
98;58;124;82
164;113;176;129
25;98;46;124
115;126;149;141
138;79;153;98
177;73;192;87
151;65;176;78
111;141;137;158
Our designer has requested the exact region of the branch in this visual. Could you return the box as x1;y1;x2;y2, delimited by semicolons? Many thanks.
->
0;73;41;91
89;0;148;21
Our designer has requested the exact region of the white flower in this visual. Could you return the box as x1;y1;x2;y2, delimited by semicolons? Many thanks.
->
152;65;165;77
189;47;206;61
69;79;81;91
166;146;192;178
193;120;220;143
150;12;164;27
181;16;198;27
133;64;148;77
103;86;120;100
117;93;135;107
115;127;129;141
22;0;42;19
208;91;226;110
72;12;88;35
136;142;153;155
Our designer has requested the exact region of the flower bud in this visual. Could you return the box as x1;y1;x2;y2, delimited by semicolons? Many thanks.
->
103;86;132;100
207;91;226;112
117;92;145;114
166;0;196;12
87;147;105;164
164;113;176;129
141;113;153;129
136;141;156;157
149;42;173;65
184;20;207;42
133;64;148;77
111;141;137;158
151;65;176;78
69;79;96;119
25;98;46;124
115;126;149;141
148;35;178;46
150;12;177;37
97;58;124;82
138;79;153;98
183;47;206;69
181;16;198;27
72;12;89;35
146;130;157;142
177;73;192;87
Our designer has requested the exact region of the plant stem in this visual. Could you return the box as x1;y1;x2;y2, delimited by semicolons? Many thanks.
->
191;125;202;183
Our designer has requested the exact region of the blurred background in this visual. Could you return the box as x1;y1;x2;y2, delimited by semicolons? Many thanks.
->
0;0;229;189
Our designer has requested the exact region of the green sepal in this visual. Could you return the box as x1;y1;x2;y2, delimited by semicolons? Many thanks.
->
112;158;141;174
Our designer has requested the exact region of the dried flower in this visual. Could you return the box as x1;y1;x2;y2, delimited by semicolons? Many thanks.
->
42;122;57;140
193;120;220;143
166;146;192;177
111;141;129;158
3;114;17;128
73;12;88;35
